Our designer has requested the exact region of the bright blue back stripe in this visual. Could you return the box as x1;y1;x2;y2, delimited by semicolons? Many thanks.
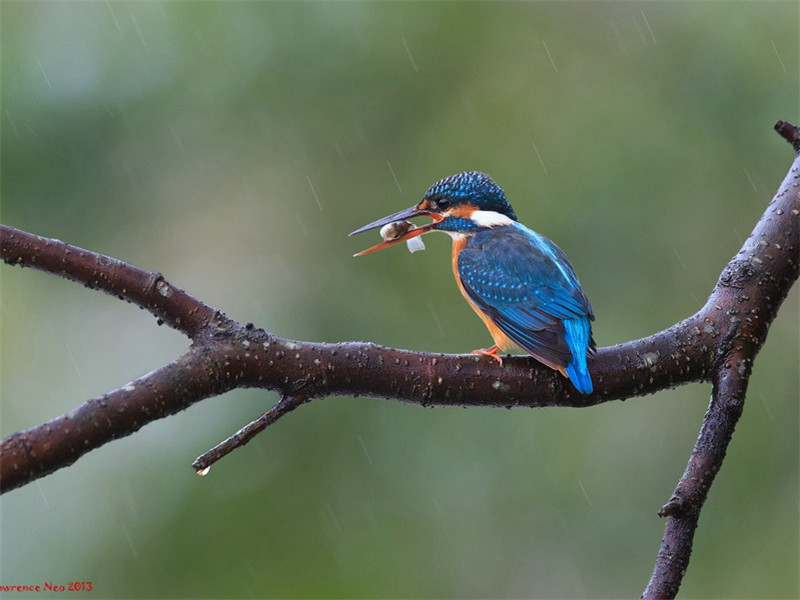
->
563;317;593;394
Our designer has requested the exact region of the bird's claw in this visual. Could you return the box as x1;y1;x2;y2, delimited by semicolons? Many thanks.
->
470;346;504;366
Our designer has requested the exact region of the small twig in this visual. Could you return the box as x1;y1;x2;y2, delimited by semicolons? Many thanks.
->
192;395;306;474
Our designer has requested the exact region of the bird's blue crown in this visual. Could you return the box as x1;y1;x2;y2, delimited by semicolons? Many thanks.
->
423;171;518;221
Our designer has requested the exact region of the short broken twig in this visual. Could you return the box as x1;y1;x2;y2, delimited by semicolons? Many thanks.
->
192;395;307;474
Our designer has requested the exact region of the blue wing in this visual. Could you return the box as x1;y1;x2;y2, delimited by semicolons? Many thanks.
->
457;223;595;375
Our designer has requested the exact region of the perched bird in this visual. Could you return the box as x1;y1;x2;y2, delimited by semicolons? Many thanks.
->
350;171;595;394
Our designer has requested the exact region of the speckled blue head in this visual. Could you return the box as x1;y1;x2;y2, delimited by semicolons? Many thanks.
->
422;171;518;221
349;171;519;250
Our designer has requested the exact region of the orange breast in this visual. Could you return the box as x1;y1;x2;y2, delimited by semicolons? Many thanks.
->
451;237;515;351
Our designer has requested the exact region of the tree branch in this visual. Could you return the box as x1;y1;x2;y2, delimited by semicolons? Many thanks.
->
0;348;236;489
643;357;752;598
1;121;798;598
0;227;222;338
640;119;800;598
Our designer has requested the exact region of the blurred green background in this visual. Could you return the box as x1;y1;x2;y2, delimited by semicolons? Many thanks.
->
1;2;798;598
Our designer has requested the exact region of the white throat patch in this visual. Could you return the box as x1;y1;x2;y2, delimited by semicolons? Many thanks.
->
470;210;515;228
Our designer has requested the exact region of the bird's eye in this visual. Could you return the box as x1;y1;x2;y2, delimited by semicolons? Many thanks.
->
437;198;451;209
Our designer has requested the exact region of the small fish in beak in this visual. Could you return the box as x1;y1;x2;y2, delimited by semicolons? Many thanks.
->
380;221;426;253
350;205;442;257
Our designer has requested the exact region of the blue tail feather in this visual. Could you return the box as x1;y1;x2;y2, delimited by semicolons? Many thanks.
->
563;317;593;394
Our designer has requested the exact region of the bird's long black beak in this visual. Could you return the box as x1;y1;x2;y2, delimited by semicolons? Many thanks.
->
349;205;442;257
348;205;422;236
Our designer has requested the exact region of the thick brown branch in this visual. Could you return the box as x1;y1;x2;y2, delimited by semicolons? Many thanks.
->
0;315;715;495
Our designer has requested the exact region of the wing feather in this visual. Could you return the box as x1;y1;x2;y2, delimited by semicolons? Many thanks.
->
457;224;593;367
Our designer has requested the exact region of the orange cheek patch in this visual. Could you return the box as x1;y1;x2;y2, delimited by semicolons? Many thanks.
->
447;204;478;220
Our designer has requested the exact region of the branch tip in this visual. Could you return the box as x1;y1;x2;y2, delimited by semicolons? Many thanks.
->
774;120;800;153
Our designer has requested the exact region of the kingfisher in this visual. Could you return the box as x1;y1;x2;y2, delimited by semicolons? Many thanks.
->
349;171;595;394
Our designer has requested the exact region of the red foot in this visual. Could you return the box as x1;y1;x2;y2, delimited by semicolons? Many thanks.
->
471;345;504;366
